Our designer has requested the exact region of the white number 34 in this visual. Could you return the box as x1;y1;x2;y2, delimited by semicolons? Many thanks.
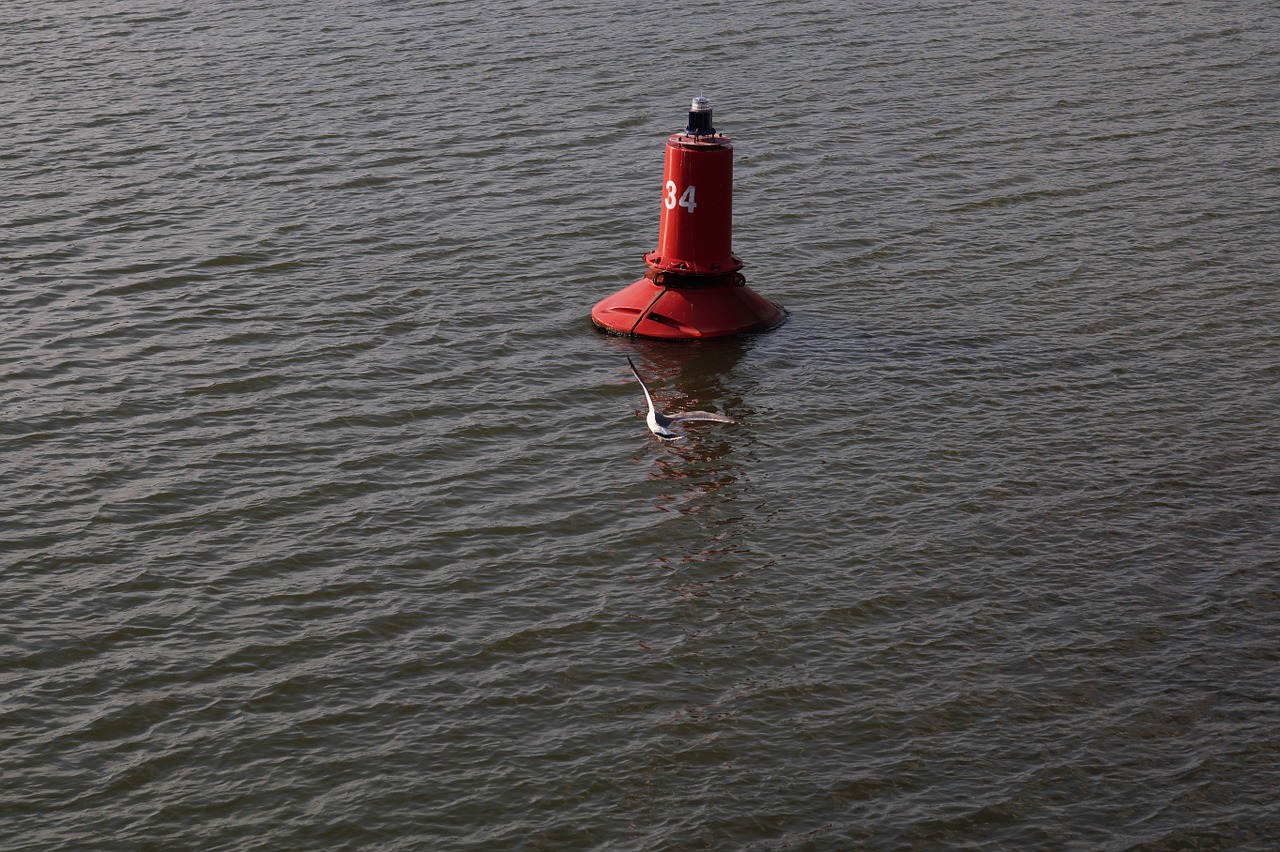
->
663;180;698;213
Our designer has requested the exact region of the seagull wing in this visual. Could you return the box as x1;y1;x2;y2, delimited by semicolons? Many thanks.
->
668;411;735;424
626;358;733;435
626;357;658;416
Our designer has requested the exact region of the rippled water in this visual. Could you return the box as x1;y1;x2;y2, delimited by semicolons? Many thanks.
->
4;0;1279;848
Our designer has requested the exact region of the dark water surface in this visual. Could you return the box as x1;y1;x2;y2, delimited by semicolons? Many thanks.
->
4;0;1279;848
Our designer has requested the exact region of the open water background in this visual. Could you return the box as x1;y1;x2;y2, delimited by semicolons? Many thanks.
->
3;0;1279;848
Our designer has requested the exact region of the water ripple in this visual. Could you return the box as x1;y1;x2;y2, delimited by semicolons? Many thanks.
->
3;0;1279;848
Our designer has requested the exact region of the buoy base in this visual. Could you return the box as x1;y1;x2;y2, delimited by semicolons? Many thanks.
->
591;273;786;340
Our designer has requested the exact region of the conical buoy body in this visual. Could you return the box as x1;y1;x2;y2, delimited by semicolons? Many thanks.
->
592;98;785;340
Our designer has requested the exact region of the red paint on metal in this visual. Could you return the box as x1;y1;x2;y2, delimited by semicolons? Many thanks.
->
645;135;741;276
591;272;785;340
591;101;786;340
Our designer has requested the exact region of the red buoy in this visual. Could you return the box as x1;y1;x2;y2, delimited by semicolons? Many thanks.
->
592;98;786;340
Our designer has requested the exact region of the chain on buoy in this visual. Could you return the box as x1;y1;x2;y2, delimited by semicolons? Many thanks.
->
591;97;786;340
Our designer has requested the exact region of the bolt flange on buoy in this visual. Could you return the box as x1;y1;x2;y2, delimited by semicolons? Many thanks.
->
591;97;786;340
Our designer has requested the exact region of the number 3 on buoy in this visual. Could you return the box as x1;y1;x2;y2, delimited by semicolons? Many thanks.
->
663;180;697;213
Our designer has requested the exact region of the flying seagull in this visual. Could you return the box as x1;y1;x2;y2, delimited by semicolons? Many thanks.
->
627;356;735;440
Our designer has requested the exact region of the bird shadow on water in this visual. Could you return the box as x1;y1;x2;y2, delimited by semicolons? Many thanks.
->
600;332;785;613
638;436;739;516
616;337;775;604
619;335;753;518
625;424;782;705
